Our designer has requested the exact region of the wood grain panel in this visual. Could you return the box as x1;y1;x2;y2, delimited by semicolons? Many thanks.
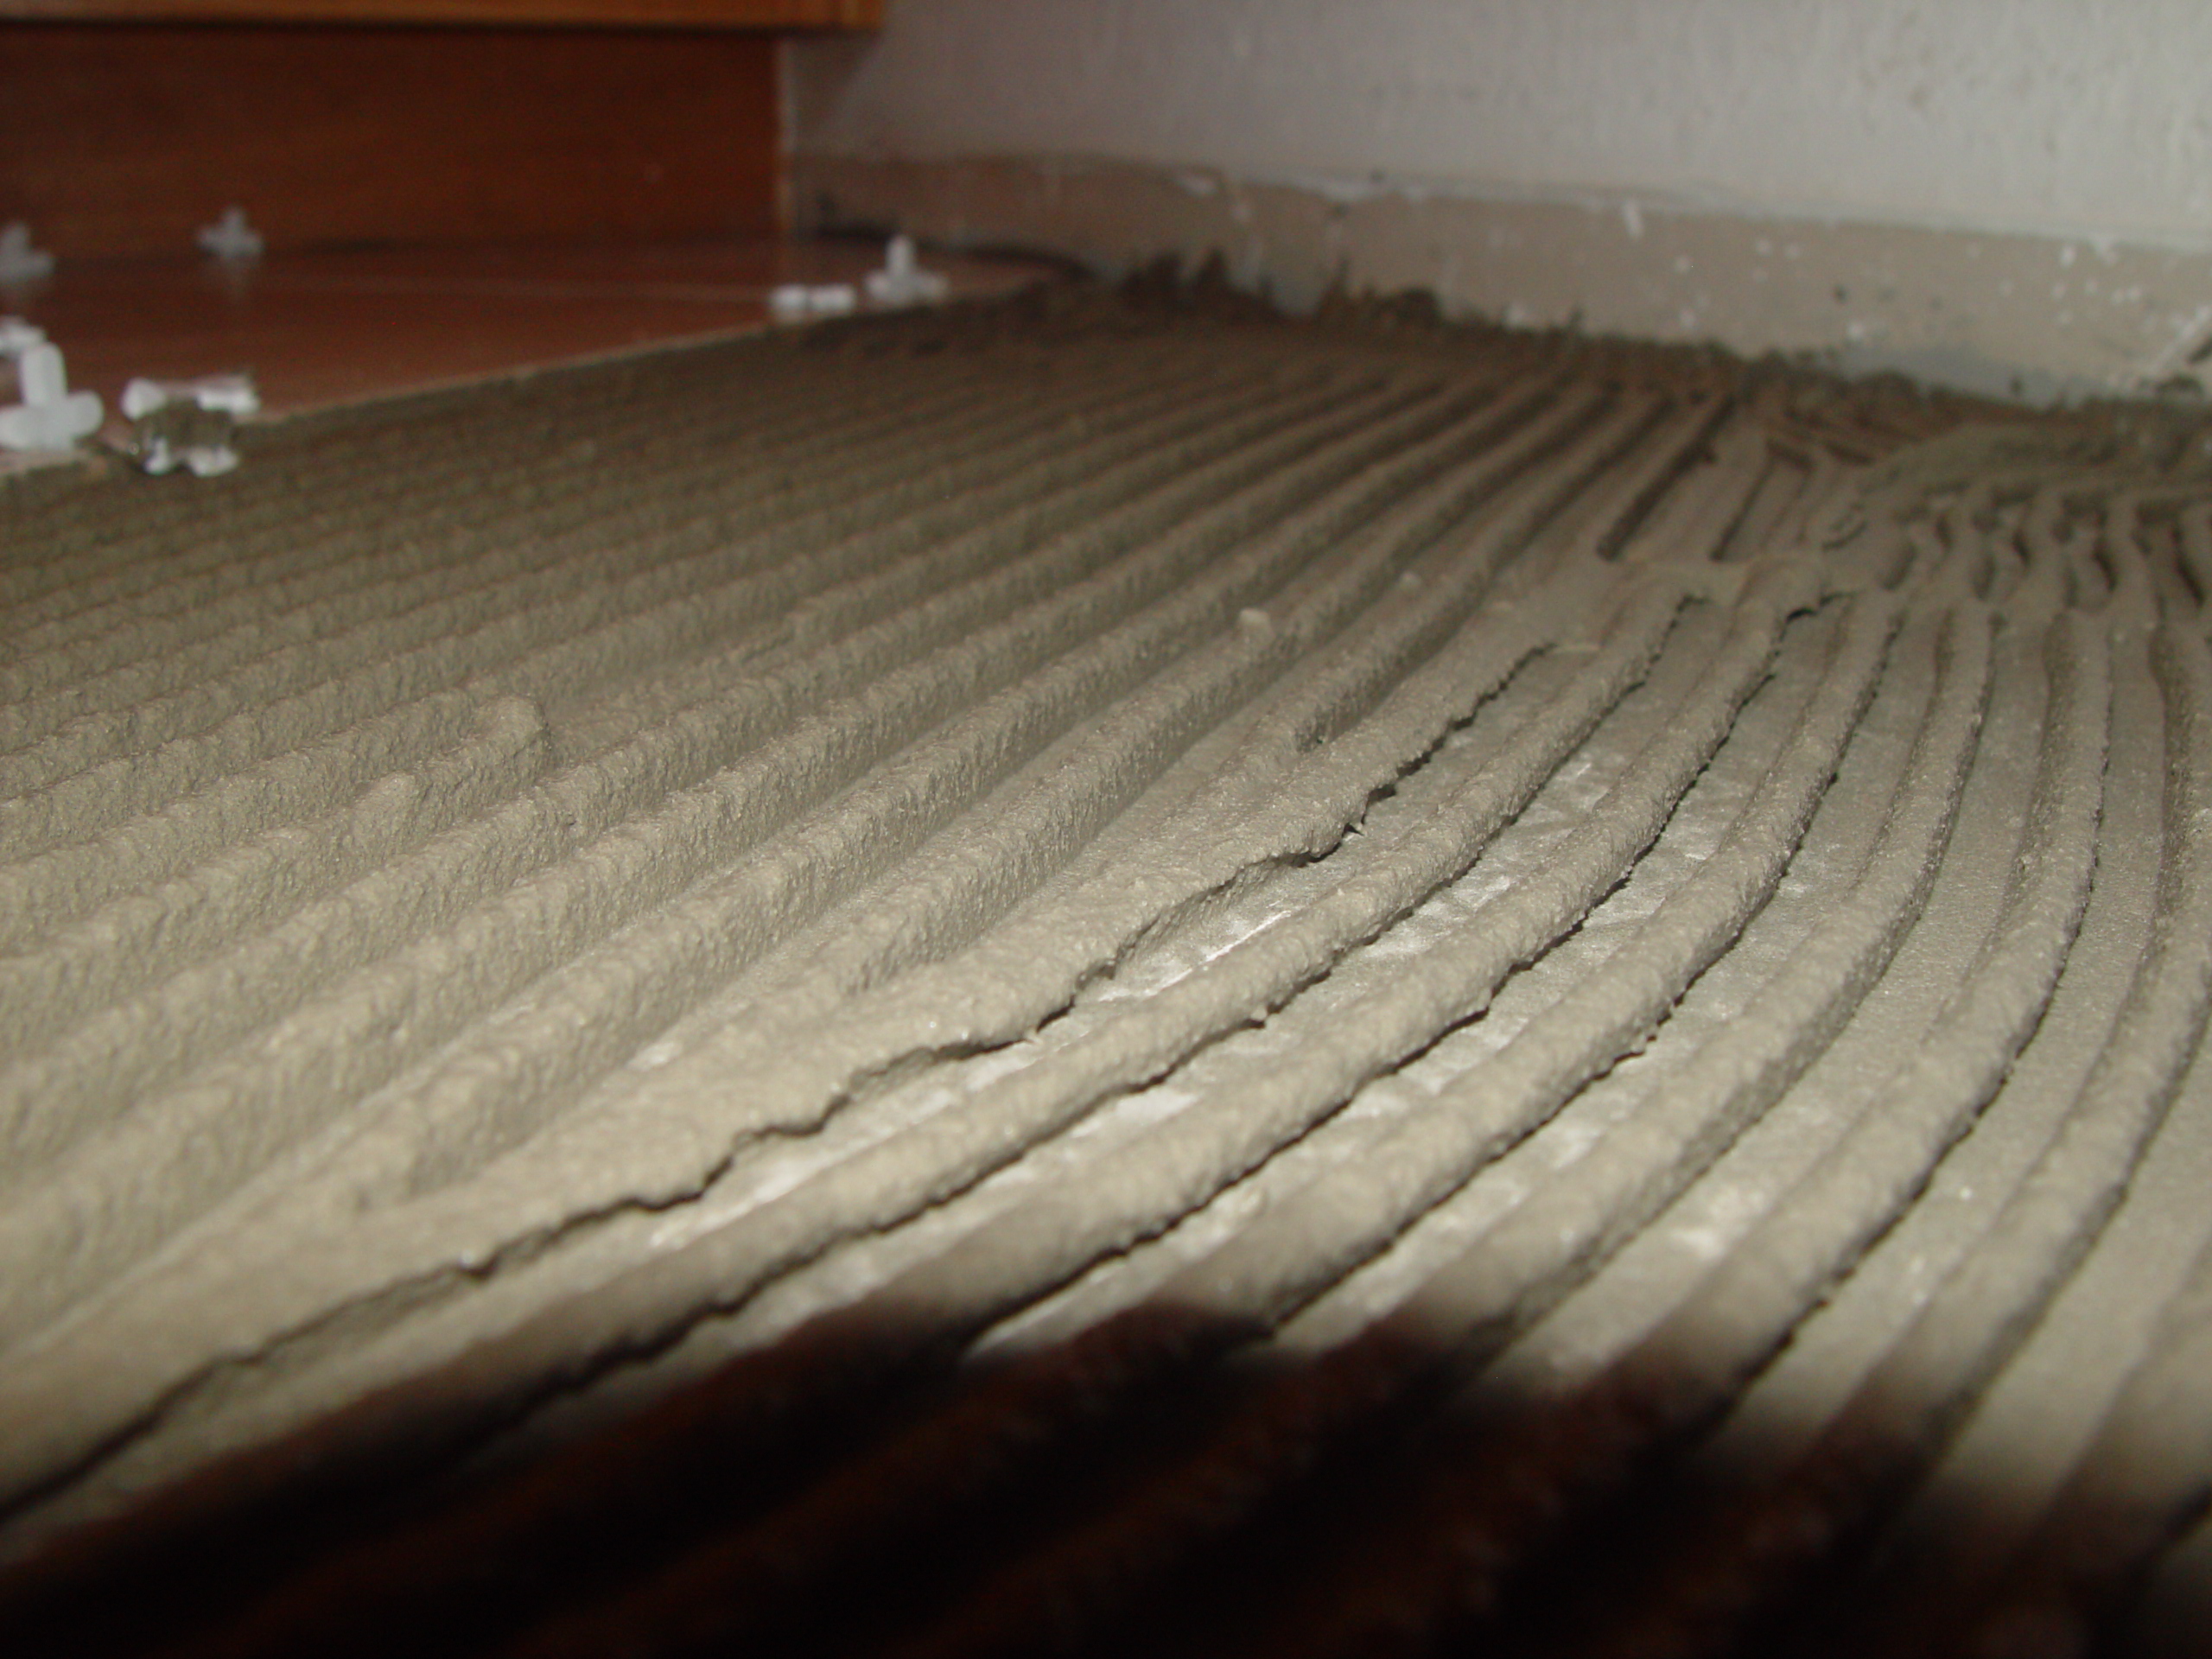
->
0;24;783;257
0;1;878;24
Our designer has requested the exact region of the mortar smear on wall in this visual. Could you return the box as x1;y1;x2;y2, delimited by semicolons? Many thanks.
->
794;153;2212;404
784;0;2212;403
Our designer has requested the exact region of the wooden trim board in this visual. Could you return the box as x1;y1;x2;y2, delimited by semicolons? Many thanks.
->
1;23;784;257
0;0;878;25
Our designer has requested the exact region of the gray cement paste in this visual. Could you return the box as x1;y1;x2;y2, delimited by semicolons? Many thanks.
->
1;284;2209;1656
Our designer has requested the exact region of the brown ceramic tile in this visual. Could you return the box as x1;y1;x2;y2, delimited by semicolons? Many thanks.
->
0;236;1052;471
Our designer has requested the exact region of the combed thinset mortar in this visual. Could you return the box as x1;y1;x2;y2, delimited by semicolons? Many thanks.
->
3;284;2211;1657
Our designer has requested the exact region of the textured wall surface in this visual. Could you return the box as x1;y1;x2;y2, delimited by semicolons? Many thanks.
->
791;0;2212;244
787;1;2212;396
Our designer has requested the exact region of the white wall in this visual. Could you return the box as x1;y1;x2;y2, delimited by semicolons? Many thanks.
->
788;0;2212;396
794;0;2212;250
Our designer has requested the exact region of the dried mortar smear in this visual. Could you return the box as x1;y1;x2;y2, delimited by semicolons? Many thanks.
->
2;283;2212;1656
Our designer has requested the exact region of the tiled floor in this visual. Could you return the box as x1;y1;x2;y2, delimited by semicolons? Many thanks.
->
0;237;1053;473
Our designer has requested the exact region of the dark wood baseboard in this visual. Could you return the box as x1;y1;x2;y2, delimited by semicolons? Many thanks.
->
0;22;785;257
1;3;877;21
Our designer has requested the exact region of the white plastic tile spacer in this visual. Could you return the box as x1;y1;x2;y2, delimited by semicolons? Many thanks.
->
0;318;102;453
0;223;55;288
122;372;259;476
121;373;260;421
196;207;265;264
864;235;950;308
770;283;860;321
